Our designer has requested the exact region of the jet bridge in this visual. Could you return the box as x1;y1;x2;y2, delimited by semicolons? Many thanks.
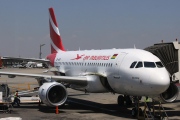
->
144;41;180;83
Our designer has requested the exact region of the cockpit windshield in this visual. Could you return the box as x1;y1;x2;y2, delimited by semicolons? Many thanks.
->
130;61;137;68
144;62;156;68
135;61;143;68
155;62;164;68
130;61;164;68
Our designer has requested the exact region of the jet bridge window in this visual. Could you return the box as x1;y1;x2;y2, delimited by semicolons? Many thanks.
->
130;61;137;68
135;61;143;68
155;62;164;68
144;62;156;68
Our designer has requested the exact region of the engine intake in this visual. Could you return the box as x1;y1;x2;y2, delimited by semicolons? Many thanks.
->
39;82;67;106
153;83;179;103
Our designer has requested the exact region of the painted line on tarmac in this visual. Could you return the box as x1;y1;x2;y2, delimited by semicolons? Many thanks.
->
67;99;116;113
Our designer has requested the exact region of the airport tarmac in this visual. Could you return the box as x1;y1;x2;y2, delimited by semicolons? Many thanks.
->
0;68;180;120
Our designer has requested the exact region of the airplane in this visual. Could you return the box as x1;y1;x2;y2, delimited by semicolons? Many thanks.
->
0;7;179;116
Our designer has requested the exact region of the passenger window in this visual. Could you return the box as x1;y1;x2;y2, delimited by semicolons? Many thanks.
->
144;62;156;68
155;62;164;68
130;61;137;68
135;62;143;68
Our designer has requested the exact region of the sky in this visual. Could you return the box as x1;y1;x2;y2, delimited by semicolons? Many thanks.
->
0;0;180;58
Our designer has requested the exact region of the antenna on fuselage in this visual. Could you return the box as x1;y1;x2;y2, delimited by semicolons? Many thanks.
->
134;44;136;49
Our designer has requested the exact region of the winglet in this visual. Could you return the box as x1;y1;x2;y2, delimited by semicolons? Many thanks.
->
49;7;65;53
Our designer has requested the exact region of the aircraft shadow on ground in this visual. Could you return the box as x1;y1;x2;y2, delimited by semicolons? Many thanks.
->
166;110;180;117
66;97;180;119
30;97;134;119
11;96;180;119
66;97;134;119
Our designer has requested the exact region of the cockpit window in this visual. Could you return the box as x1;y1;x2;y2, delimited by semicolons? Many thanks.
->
135;61;143;68
130;61;137;68
155;62;164;68
144;62;156;68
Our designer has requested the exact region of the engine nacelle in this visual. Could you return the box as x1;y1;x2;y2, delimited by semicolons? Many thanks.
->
38;82;68;106
153;83;179;103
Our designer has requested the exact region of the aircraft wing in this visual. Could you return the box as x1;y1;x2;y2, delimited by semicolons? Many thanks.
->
2;56;49;63
0;71;87;86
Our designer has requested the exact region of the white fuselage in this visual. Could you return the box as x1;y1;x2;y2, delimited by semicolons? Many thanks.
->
52;48;170;96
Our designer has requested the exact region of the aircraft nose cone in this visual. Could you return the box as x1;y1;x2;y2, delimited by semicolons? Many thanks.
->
150;69;170;93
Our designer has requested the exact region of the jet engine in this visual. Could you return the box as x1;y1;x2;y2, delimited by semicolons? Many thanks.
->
153;83;179;103
38;82;68;106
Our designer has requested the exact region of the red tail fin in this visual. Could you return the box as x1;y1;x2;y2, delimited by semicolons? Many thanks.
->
49;7;65;53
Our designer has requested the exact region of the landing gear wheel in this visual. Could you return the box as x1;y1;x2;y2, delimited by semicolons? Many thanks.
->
117;95;124;106
124;96;132;106
132;107;137;117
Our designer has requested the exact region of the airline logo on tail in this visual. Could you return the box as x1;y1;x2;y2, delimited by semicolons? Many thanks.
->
49;8;65;53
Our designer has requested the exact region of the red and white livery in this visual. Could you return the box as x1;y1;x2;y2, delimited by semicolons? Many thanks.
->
0;8;179;109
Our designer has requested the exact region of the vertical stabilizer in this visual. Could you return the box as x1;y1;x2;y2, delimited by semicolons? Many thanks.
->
49;7;65;53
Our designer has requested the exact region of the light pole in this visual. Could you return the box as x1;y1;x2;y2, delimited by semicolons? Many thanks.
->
39;44;45;59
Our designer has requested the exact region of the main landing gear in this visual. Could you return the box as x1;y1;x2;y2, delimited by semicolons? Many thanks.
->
117;95;132;106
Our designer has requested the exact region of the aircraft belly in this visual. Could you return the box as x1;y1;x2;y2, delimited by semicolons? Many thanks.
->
65;68;82;76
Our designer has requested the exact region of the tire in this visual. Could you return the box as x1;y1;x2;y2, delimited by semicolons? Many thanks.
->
125;96;132;106
117;95;124;106
132;107;137;117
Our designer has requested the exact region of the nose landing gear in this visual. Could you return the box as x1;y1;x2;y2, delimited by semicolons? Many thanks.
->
117;95;143;118
131;96;143;118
